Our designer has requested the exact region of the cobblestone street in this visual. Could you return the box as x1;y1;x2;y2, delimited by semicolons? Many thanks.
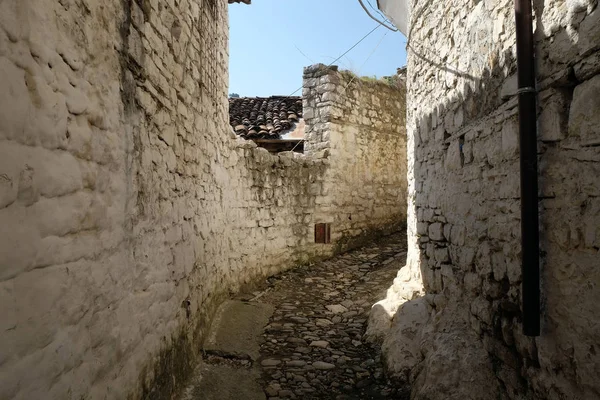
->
247;233;409;399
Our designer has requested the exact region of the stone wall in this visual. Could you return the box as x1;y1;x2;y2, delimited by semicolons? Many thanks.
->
370;1;600;399
304;65;408;250
0;2;406;399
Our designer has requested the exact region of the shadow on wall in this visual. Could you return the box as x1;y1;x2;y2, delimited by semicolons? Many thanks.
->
367;2;600;399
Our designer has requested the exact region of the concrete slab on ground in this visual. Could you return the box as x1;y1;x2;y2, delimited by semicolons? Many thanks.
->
180;300;273;400
203;300;274;361
180;362;265;400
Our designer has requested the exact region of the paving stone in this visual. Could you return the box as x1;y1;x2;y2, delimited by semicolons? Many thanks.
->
262;359;282;367
265;384;281;396
240;233;409;399
313;361;336;370
286;360;306;367
204;301;274;361
326;304;348;314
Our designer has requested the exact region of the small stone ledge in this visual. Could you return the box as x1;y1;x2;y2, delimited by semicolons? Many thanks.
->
303;63;339;79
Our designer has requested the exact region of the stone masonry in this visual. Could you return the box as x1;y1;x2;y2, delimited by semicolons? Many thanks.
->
304;65;408;251
0;2;406;400
370;1;600;399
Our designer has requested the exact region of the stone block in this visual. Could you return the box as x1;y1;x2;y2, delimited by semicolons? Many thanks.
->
445;140;463;171
303;108;315;119
453;107;464;129
493;12;505;41
450;225;466;246
128;27;144;66
321;92;338;102
428;222;444;241
426;243;435;259
574;51;600;82
463;272;481;295
432;269;443;292
500;74;518;101
470;297;492;325
303;78;317;88
577;7;600;55
569;75;600;146
485;134;503;166
501;118;518;158
539;89;568;142
482;278;504;299
0;57;29;141
423;208;435;222
379;297;431;381
159;125;176;146
491;252;507;281
417;222;429;236
440;264;457;290
434;247;450;263
131;1;145;30
506;256;521;284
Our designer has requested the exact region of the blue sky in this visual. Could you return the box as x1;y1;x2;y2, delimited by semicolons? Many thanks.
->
228;0;407;97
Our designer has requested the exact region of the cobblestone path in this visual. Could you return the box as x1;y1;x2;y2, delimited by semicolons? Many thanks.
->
244;232;410;400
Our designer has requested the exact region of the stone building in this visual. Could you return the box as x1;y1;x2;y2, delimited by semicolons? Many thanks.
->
370;1;600;399
0;1;406;399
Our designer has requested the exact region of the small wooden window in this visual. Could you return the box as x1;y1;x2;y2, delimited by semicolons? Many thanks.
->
314;223;331;244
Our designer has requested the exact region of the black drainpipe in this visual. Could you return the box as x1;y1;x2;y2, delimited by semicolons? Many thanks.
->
514;0;540;336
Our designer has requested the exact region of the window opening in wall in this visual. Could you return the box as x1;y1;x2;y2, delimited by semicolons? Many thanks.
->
314;223;331;244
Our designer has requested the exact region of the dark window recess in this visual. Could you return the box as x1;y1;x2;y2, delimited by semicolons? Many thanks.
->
253;139;304;154
314;223;331;244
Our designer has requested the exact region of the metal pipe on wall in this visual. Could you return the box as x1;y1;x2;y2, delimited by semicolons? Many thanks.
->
514;0;540;337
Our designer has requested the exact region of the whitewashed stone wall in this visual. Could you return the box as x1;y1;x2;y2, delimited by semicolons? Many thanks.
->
0;2;406;399
304;65;407;251
370;1;600;399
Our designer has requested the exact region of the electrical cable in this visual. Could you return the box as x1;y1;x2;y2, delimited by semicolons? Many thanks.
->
231;24;384;149
274;24;383;99
357;0;398;32
323;24;383;73
289;29;390;153
294;44;315;64
340;31;389;94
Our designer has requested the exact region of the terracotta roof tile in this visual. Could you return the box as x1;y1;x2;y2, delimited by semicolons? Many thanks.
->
229;96;303;139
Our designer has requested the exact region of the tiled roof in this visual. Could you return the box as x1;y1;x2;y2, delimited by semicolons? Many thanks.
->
228;0;251;4
229;96;303;139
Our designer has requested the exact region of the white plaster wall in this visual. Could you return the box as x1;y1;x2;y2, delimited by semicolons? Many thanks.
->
371;0;600;399
0;3;407;400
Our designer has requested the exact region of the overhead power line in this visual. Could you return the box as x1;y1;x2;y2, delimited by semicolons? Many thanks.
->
340;31;389;93
326;24;383;68
294;44;315;64
289;28;389;153
230;24;384;152
240;24;383;102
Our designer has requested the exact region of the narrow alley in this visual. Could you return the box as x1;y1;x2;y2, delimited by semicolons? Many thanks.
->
181;233;410;400
3;0;599;398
